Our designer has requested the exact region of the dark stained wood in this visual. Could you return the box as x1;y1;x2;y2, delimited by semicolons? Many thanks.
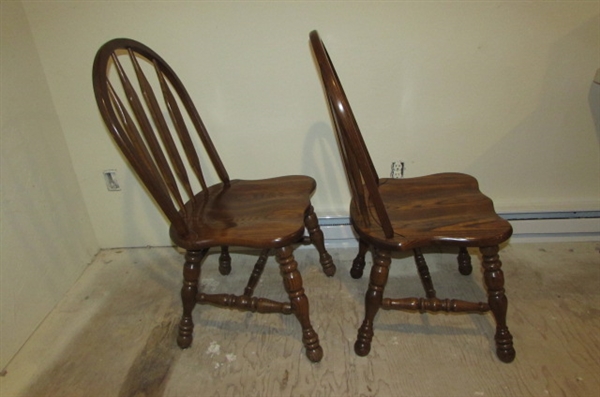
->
309;30;515;362
350;238;369;279
218;246;232;275
93;38;336;362
243;249;269;297
457;246;473;275
413;248;436;299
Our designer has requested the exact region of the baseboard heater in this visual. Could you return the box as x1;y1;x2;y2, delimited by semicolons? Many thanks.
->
316;211;600;245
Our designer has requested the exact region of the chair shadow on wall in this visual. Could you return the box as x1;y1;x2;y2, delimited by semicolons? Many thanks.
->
302;121;351;213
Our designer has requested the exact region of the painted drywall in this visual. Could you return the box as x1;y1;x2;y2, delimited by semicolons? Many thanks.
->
0;1;99;369
21;0;600;248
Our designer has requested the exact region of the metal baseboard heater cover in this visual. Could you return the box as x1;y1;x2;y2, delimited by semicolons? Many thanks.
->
317;211;600;243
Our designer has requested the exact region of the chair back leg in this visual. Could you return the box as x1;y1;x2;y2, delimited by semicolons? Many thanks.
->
304;206;336;276
350;239;370;279
218;246;232;275
413;248;437;298
457;247;473;275
243;249;269;297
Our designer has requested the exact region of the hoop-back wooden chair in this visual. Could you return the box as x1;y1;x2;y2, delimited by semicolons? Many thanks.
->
93;38;336;362
309;30;515;363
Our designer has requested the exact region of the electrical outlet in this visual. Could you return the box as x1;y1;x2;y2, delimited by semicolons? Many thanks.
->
390;161;405;178
103;169;121;191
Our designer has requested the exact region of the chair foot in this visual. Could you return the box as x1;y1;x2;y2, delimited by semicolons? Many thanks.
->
497;344;516;363
320;253;337;277
495;327;516;363
306;343;324;362
177;318;194;349
350;257;365;279
350;239;369;279
301;323;323;362
354;324;373;356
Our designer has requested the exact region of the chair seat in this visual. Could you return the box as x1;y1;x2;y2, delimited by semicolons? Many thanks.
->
170;176;317;250
351;173;512;250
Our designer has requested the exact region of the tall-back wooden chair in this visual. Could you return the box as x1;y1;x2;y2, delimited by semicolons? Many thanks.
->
93;38;336;362
309;30;515;363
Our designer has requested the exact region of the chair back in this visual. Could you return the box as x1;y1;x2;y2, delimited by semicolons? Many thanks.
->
309;31;394;238
93;39;230;236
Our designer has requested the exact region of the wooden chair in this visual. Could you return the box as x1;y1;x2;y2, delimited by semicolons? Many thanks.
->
93;38;336;362
309;30;515;363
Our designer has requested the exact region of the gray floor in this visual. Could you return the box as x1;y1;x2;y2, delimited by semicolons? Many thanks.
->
1;242;599;396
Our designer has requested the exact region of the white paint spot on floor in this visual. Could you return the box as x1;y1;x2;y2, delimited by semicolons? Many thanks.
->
206;341;220;356
226;353;237;362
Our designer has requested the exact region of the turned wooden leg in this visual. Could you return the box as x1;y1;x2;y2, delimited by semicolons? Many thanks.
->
218;246;231;275
177;249;206;349
350;239;369;279
355;248;391;356
244;249;269;297
276;246;323;362
480;246;515;363
413;248;436;298
304;205;336;277
458;246;473;275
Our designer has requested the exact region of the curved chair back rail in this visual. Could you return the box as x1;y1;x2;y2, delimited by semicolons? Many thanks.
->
93;38;229;237
309;32;394;239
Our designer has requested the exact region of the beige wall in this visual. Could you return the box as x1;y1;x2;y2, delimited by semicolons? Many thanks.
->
20;1;600;248
0;1;99;368
1;0;598;370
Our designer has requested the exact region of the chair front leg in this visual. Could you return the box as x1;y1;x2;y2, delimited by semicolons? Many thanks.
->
177;249;206;349
304;205;336;276
480;245;515;363
276;245;323;362
355;248;391;356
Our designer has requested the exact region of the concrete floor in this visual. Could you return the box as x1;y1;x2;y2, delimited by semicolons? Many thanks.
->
1;242;599;396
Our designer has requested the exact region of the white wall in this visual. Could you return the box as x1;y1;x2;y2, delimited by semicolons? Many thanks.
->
21;0;600;248
0;1;99;368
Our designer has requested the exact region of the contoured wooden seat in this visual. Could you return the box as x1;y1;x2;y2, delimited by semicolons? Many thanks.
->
93;38;336;362
309;30;515;363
